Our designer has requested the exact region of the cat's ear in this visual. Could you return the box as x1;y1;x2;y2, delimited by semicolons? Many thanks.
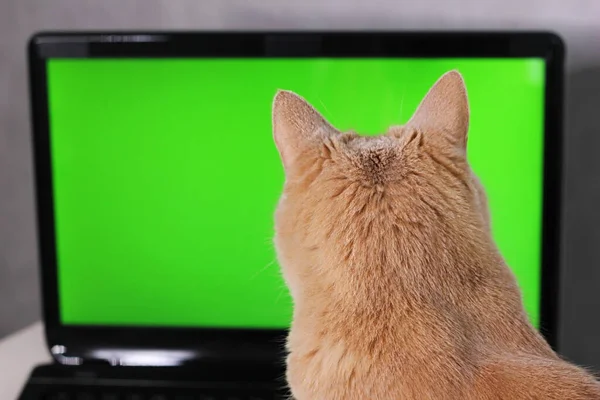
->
272;90;336;170
406;70;469;151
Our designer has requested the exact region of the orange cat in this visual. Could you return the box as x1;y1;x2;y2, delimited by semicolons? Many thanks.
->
272;71;600;399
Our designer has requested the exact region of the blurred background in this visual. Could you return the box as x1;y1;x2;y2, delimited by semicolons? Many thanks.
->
0;0;599;367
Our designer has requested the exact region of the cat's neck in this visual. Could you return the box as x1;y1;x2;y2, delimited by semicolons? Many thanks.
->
316;221;507;305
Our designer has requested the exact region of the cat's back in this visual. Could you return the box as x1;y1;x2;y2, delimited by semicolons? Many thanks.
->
287;338;600;400
471;352;600;400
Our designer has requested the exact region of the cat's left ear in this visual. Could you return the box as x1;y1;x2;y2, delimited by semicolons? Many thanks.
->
405;70;470;151
272;90;337;171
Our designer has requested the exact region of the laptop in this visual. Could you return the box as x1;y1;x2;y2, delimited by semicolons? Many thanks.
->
18;32;564;399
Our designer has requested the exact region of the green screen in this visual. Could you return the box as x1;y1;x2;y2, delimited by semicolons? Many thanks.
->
46;58;545;329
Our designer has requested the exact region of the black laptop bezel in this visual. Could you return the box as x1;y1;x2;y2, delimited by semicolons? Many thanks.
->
28;31;565;363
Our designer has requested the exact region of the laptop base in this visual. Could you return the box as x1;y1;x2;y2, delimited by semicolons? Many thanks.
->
18;362;289;399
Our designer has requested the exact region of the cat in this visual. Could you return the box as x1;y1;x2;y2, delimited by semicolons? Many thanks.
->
271;71;600;400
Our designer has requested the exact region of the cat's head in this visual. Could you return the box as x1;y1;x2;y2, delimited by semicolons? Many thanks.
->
272;71;491;303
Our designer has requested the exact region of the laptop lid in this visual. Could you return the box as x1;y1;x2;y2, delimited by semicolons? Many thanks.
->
28;32;564;366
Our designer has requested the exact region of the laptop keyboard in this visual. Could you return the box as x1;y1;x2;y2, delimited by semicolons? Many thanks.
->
37;387;283;400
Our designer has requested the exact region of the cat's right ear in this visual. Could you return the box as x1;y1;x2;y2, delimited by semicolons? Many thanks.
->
272;90;336;171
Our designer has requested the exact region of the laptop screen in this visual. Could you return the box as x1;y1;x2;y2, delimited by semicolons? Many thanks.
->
45;58;545;330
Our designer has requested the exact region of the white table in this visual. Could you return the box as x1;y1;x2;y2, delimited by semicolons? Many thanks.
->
0;322;52;399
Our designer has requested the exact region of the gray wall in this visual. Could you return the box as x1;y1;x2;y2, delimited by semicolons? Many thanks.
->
1;0;600;367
